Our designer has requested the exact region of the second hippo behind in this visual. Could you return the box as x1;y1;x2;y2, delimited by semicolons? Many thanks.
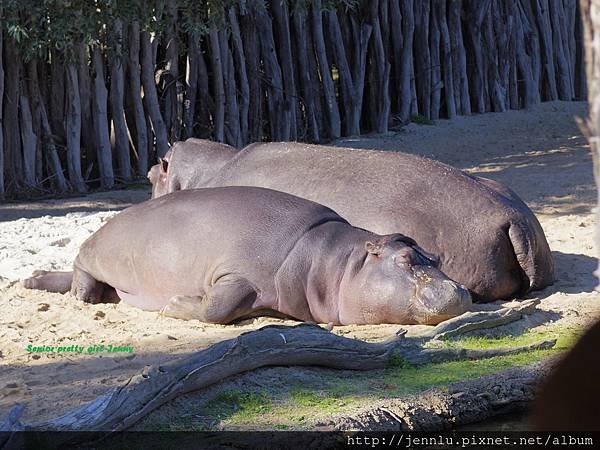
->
24;187;471;325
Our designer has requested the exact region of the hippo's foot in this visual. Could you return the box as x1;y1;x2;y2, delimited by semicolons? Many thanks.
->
161;276;258;324
160;295;205;321
23;270;73;293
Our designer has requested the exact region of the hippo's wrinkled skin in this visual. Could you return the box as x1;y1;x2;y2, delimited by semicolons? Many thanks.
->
149;141;554;301
23;187;471;325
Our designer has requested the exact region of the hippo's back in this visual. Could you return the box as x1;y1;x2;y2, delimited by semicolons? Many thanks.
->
206;142;554;300
77;186;345;301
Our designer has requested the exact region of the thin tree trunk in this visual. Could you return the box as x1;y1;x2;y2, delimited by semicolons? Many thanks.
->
414;0;431;118
256;5;290;141
163;0;182;142
209;27;226;143
465;0;492;113
184;32;200;140
77;43;96;178
292;9;320;142
141;31;169;157
240;8;263;143
65;65;87;192
27;60;67;192
110;19;132;180
429;0;442;120
311;0;341;139
220;29;242;147
19;92;37;187
228;8;250;145
398;0;416;121
128;21;149;175
271;0;298;140
327;9;371;136
515;1;541;108
3;40;22;192
369;0;391;132
91;48;115;188
449;0;471;115
436;0;456;118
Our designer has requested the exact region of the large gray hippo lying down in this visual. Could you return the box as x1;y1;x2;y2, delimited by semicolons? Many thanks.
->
23;187;471;325
149;139;554;302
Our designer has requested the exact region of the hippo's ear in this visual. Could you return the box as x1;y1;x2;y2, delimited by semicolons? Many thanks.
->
365;241;382;256
159;158;169;174
389;233;418;246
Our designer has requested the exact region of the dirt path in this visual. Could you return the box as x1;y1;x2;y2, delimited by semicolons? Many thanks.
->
1;101;598;425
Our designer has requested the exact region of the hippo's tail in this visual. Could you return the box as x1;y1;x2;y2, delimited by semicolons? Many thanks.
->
508;220;555;294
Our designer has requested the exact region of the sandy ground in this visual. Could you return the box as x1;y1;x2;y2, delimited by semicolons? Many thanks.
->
1;101;599;426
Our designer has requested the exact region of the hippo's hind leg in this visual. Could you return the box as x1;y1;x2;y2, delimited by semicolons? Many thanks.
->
23;270;73;293
70;266;116;304
161;275;257;324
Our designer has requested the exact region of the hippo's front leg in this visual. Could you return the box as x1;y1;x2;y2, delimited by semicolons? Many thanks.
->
161;275;257;324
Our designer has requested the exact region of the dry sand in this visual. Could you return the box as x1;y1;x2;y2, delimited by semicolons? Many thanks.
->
1;101;599;425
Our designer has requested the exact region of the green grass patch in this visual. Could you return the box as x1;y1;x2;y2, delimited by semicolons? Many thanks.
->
410;113;435;125
204;390;273;424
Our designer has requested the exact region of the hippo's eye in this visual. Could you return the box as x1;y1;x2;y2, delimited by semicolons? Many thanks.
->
392;255;409;267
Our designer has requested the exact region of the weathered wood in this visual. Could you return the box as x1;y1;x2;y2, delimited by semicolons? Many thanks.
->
240;7;263;143
368;0;391;132
414;0;432;118
3;39;22;192
449;0;471;115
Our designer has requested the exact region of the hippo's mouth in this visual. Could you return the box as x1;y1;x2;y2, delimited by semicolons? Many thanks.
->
410;265;472;325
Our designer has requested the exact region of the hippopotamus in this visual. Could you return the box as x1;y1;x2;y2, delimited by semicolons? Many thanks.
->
23;187;471;325
147;138;237;194
148;141;554;302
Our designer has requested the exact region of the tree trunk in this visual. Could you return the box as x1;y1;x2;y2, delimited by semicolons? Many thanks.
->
311;0;341;139
163;0;182;142
110;19;132;180
184;32;200;140
369;0;391;132
208;28;226;143
128;21;149;175
436;0;457;118
65;65;87;192
220;29;243;148
292;9;320;142
27;61;67;192
141;31;169;157
3;40;22;192
429;0;442;120
91;48;115;188
414;0;431;118
19;92;37;188
271;0;298;140
77;43;96;179
327;9;371;136
228;8;250;145
240;8;263;143
449;0;471;115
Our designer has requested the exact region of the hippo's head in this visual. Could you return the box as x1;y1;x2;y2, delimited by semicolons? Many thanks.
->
147;152;173;199
340;234;471;325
